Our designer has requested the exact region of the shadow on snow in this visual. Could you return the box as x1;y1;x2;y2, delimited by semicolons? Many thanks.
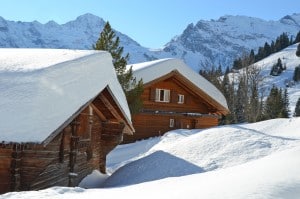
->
103;150;204;187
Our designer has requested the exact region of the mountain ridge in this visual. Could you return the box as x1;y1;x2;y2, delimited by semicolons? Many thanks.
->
0;13;299;71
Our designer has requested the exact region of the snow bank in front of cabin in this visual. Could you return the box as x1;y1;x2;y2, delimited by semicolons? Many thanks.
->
78;170;109;188
0;48;131;143
1;118;300;199
103;118;300;187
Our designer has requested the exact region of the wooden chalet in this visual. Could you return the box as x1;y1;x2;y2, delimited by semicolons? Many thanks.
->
123;58;229;143
0;49;134;194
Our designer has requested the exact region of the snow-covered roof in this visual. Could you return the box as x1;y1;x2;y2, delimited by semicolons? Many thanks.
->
0;48;131;143
128;58;228;112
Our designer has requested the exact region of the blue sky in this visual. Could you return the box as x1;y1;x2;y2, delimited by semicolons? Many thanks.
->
0;0;299;48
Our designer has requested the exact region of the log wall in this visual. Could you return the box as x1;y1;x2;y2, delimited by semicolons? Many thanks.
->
0;144;13;194
0;105;125;194
123;77;221;143
124;114;218;143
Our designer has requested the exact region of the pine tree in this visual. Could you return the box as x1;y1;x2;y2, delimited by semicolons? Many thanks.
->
220;73;236;124
235;77;247;123
264;86;281;119
270;41;275;53
248;84;260;122
94;22;143;114
294;97;300;117
293;65;300;82
281;33;290;49
233;58;242;70
281;89;290;118
293;31;300;44
263;42;272;57
249;49;255;63
264;86;289;119
255;47;265;61
270;58;283;76
296;43;300;57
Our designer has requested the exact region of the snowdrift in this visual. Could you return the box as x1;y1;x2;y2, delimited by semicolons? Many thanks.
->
1;118;300;199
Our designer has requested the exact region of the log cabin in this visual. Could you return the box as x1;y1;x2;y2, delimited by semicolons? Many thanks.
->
123;58;229;143
0;49;134;194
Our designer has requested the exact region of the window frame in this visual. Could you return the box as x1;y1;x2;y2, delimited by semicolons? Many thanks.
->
155;88;170;103
178;94;185;104
169;118;175;128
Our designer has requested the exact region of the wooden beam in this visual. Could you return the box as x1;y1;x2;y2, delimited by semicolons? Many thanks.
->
90;103;107;121
99;93;124;122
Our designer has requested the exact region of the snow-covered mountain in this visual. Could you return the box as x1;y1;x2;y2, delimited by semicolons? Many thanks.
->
0;13;149;60
161;14;300;71
0;13;300;71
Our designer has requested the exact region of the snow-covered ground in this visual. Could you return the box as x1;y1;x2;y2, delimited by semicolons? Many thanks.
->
1;118;300;199
229;43;300;115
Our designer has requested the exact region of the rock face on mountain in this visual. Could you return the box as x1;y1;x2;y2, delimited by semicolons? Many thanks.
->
159;14;300;71
0;13;299;71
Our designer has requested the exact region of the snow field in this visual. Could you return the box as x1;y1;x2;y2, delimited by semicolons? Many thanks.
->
1;118;300;199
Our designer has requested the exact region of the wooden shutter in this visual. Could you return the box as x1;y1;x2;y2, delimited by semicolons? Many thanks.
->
150;87;156;101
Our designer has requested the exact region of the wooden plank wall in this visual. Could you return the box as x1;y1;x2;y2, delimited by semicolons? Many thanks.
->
123;77;221;143
0;103;126;194
0;145;13;194
20;134;67;190
124;114;219;143
142;80;214;113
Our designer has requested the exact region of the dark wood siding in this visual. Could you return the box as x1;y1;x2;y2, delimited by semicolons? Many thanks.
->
0;146;13;194
124;76;221;143
0;89;128;194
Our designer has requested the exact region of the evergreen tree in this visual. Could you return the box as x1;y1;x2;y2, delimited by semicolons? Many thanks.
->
263;42;272;57
94;22;143;114
249;49;255;63
248;83;260;122
264;86;281;119
264;86;288;119
296;43;300;57
293;31;300;44
220;73;236;124
280;33;290;49
232;58;242;70
281;88;290;118
294;97;300;117
235;77;247;123
274;32;290;52
293;65;300;82
255;47;265;61
270;41;275;53
224;66;230;75
270;58;283;76
289;36;294;45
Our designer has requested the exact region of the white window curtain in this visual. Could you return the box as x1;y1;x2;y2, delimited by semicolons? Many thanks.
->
155;89;170;102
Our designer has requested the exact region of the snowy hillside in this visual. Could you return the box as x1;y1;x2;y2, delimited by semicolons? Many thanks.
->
0;13;300;71
1;118;300;198
230;43;300;114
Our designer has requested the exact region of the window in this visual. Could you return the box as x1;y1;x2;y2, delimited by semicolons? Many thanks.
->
169;119;175;128
155;89;170;102
178;94;184;104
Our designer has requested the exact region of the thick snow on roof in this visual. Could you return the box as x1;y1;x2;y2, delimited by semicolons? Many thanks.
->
0;48;131;143
128;58;228;110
